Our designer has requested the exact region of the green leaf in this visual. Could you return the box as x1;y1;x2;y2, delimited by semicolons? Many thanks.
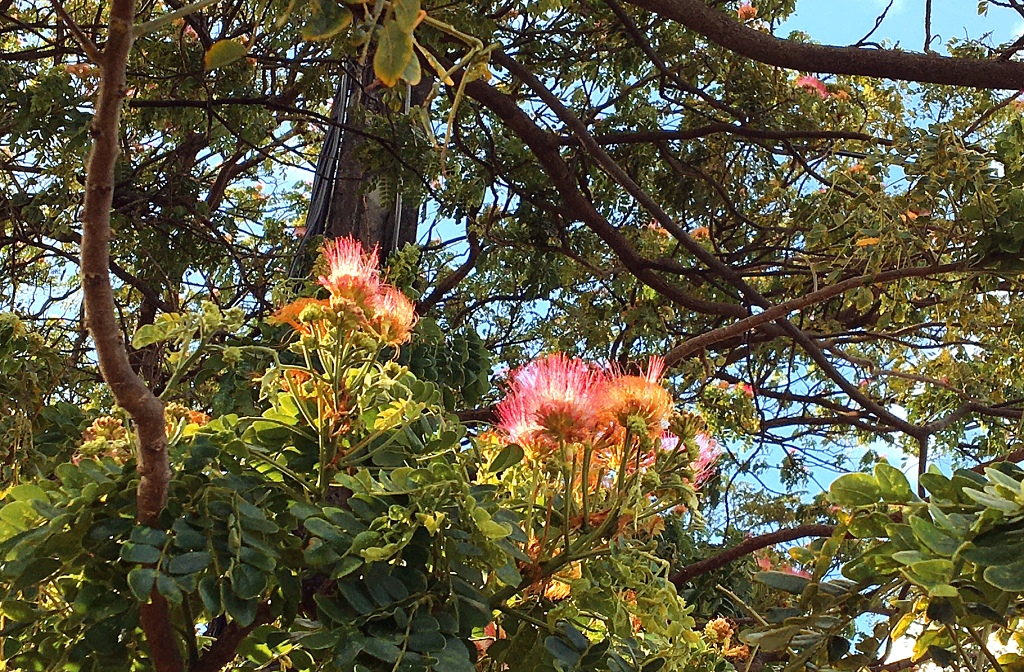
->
0;501;40;531
229;562;268;600
0;600;35;621
166;551;212;575
928;584;958;598
740;625;801;652
875;463;914;503
301;629;342;650
984;467;1023;493
919;472;956;501
289;502;321;520
156;572;183;605
965;602;1006;626
121;542;162;564
909;517;959;556
330;555;362;580
545;637;581;667
393;0;420;32
127;567;157;601
203;38;248;71
222;583;258;626
299;0;352;41
131;526;169;547
199;576;221;614
488;443;524;473
928;646;957;667
983;557;1024;591
313;593;349;624
407;629;446;653
963;488;1020;512
902;559;954;588
401;52;422;86
829;473;881;506
239;546;276;572
338;582;374;614
362;639;402;663
6;484;48;502
754;570;811;595
827;636;851;663
131;323;169;348
926;597;956;625
304;517;347;546
373;19;413;88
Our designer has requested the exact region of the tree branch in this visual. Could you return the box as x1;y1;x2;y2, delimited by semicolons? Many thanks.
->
669;524;836;587
625;0;1024;89
663;264;963;367
580;124;893;147
50;0;103;64
80;0;177;668
190;603;273;672
491;48;925;438
418;230;483;314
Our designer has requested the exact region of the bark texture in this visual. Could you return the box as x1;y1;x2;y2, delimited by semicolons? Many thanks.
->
80;0;179;669
626;0;1024;89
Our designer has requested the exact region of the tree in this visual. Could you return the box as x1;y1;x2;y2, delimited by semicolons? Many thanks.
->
4;0;1024;669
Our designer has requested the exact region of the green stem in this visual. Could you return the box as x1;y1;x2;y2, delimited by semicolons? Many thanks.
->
964;624;1004;672
580;442;593;532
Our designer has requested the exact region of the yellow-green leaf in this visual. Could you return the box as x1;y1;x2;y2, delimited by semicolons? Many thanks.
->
416;39;453;85
401;51;421;85
373;19;413;87
393;0;420;33
300;0;352;42
203;38;248;71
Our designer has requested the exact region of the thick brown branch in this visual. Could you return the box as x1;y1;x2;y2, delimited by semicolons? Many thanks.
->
81;0;177;669
190;603;273;672
669;524;836;587
625;0;1024;89
663;263;962;367
584;125;893;147
418;231;483;314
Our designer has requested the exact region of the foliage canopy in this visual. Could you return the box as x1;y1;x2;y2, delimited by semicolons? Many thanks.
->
4;0;1024;669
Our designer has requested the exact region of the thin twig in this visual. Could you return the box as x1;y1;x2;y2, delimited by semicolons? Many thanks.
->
50;0;103;63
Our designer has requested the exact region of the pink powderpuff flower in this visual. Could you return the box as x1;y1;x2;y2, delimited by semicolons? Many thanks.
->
692;432;722;487
601;356;673;433
496;354;606;452
368;285;417;345
796;75;828;99
641;355;665;383
317;237;381;305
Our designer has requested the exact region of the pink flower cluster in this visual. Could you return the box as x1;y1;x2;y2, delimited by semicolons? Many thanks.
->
795;75;829;100
495;353;721;486
273;237;416;345
496;354;605;447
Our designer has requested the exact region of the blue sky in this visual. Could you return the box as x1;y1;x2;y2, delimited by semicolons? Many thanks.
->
784;0;1021;52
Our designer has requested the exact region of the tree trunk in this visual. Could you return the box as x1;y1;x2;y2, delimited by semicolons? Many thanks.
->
324;63;426;254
